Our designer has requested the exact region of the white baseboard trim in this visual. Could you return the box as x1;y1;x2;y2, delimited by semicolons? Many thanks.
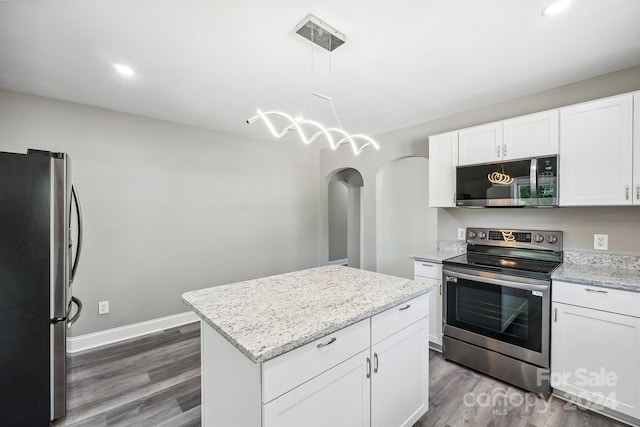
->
327;258;348;266
67;311;199;353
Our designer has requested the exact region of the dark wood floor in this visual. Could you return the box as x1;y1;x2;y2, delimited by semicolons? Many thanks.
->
54;322;201;427
55;322;629;427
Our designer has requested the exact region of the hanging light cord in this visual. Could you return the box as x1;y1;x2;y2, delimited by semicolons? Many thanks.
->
246;17;379;155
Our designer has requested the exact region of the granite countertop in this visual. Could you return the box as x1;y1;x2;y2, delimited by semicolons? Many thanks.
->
411;249;465;264
552;263;640;293
182;265;431;363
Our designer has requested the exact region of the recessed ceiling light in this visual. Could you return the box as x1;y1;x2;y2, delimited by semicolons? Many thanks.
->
542;0;572;16
113;63;135;76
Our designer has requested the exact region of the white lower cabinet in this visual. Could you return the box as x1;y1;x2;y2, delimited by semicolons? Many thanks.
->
263;349;371;427
371;318;429;427
414;261;442;349
201;293;430;427
551;281;640;422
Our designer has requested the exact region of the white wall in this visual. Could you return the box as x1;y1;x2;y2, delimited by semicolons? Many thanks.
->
0;89;321;336
377;157;436;278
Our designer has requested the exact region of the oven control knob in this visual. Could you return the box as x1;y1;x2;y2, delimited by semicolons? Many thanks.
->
546;235;558;244
467;231;477;239
533;234;545;243
477;231;487;239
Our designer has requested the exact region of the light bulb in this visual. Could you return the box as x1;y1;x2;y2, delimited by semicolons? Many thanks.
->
542;0;572;16
113;63;135;76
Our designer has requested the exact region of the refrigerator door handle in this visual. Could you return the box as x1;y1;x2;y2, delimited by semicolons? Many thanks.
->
68;296;82;328
70;182;83;283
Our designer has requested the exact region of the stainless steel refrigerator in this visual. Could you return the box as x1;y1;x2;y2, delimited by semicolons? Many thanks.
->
0;149;83;425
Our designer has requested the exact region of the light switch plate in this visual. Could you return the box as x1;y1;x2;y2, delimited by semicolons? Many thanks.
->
594;234;608;251
458;228;466;240
98;300;109;315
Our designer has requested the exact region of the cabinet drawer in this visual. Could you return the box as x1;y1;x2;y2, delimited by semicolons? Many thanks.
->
371;294;429;345
414;261;442;280
262;319;370;403
552;280;640;318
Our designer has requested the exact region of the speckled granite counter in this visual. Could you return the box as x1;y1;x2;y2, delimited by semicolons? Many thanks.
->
412;249;464;264
411;240;466;263
182;265;431;363
551;250;640;293
552;264;640;293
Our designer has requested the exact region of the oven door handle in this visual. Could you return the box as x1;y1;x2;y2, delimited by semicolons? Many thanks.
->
444;271;549;292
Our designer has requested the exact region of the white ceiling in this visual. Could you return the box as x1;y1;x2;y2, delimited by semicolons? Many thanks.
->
1;0;640;141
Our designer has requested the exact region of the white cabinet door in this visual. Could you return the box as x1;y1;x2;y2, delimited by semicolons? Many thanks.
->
502;109;559;160
551;302;640;419
263;349;371;427
458;122;502;166
633;92;640;204
429;131;458;207
371;318;429;427
414;276;441;348
559;94;634;206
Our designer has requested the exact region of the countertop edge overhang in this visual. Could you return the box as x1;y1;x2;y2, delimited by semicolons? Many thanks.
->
552;263;640;293
182;265;432;363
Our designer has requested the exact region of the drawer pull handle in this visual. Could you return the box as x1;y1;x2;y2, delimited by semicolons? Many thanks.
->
366;357;371;378
317;337;337;348
585;288;608;294
399;304;411;311
373;352;379;373
421;264;434;267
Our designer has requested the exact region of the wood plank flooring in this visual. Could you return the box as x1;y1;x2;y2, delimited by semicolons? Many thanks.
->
54;322;630;427
54;321;201;427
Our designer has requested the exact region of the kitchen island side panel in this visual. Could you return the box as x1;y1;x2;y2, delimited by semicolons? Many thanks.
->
201;321;261;427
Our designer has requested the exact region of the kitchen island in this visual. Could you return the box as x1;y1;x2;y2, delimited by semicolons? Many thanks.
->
182;265;431;427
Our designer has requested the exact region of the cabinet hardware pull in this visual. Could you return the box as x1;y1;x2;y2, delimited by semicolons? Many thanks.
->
626;185;630;200
316;337;337;348
399;304;411;311
503;144;507;157
421;264;434;267
373;353;379;373
439;284;442;295
636;184;639;201
554;308;557;322
496;145;501;157
366;357;371;378
585;288;608;294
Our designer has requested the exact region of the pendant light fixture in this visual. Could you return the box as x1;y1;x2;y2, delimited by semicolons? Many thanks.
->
247;14;380;155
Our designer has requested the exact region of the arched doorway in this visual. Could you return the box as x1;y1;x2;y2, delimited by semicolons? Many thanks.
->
327;168;364;268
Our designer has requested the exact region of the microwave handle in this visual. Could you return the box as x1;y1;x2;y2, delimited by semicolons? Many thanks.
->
530;158;538;199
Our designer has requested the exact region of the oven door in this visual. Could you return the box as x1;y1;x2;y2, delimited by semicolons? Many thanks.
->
442;265;550;368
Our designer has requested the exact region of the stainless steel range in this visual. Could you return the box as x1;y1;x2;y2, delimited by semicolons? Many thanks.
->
442;228;562;396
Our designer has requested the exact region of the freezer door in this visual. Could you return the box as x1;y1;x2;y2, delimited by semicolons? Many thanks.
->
51;320;67;420
0;151;52;425
50;154;70;319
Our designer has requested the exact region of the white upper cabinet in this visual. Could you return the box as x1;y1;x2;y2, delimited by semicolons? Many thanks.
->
502;110;559;160
458;122;502;165
428;131;458;207
559;94;634;206
458;111;559;166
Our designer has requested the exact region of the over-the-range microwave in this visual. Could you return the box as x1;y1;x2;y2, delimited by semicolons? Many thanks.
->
455;156;558;207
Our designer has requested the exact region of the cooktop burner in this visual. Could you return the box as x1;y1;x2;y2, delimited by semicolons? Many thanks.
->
443;227;563;280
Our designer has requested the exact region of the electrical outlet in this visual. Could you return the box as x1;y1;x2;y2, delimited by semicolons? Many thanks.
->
457;228;466;240
594;234;608;251
98;300;109;315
